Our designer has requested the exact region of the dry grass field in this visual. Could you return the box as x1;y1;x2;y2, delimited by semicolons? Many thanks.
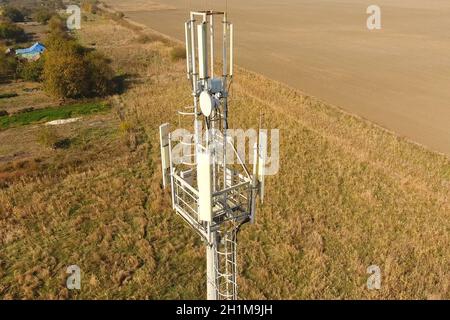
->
0;13;449;299
113;0;450;156
0;81;57;114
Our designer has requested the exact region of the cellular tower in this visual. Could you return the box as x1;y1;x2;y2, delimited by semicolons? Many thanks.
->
160;10;266;300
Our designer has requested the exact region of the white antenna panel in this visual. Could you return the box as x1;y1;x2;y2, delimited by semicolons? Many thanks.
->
229;23;234;77
185;22;193;79
197;149;212;222
197;23;208;80
258;131;267;203
159;123;170;188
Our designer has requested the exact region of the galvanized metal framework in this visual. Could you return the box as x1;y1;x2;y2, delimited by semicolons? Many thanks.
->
160;10;265;300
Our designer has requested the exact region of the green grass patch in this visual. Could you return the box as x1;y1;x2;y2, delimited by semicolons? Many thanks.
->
0;101;110;129
0;92;18;99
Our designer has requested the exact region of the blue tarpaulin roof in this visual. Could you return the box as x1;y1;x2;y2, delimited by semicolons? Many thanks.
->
16;42;46;55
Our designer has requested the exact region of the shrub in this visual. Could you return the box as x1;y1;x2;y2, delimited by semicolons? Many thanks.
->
38;127;70;149
0;22;27;42
53;138;71;149
37;126;59;148
45;0;65;10
32;8;54;25
2;6;25;23
85;51;115;97
170;46;186;62
0;50;18;80
0;93;17;99
81;1;98;14
19;58;45;82
136;34;151;44
15;107;34;114
119;121;132;135
47;15;66;35
44;30;73;49
42;34;114;99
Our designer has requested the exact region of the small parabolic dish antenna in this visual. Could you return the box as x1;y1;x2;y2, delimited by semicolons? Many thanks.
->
200;91;215;117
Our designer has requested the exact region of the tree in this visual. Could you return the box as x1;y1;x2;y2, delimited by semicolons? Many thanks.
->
44;15;72;50
43;41;89;98
42;34;114;99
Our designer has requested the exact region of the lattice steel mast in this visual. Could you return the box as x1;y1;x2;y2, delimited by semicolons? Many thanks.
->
160;10;265;300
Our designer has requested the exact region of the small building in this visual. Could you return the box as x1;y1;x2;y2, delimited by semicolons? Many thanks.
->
15;42;46;61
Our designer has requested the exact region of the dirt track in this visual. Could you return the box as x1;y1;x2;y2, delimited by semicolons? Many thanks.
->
103;0;450;155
